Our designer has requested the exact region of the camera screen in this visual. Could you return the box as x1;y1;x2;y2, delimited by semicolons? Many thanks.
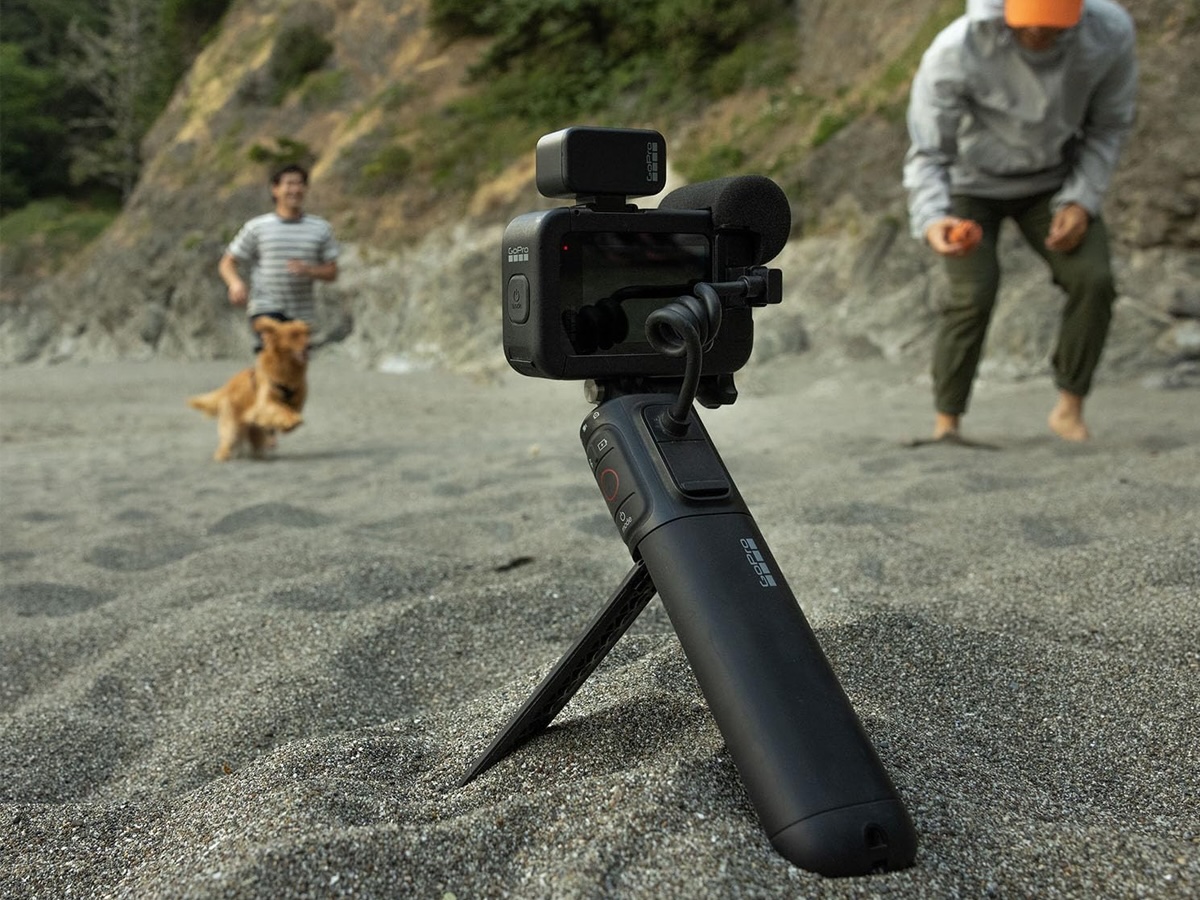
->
559;231;710;355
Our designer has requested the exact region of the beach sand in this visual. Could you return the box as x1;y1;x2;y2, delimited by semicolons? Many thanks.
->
2;355;1197;898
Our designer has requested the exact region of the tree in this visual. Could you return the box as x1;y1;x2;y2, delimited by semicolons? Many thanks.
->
64;0;158;200
0;44;67;210
2;0;232;212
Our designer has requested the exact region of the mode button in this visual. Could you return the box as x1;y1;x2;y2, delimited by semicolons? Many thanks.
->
614;492;646;539
507;274;530;324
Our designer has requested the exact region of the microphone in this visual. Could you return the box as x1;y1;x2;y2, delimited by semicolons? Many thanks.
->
659;175;792;264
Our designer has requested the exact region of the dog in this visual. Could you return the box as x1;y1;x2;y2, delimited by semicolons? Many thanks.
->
188;318;310;461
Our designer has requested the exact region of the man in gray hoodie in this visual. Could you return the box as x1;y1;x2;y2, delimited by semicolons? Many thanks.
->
904;0;1137;442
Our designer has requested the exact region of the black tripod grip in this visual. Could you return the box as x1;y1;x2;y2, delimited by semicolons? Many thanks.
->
579;394;915;876
637;513;915;875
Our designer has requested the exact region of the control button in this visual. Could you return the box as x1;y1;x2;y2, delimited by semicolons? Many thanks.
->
614;492;646;538
507;274;530;324
585;426;616;471
592;442;634;513
579;409;602;443
598;465;621;502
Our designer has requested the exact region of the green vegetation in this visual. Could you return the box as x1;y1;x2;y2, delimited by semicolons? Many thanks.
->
873;0;961;122
331;126;416;195
359;145;415;192
811;111;853;148
1;0;233;213
700;0;960;189
679;143;747;184
377;81;419;112
0;198;119;282
0;44;66;210
423;0;793;192
152;0;237;111
247;137;315;170
266;24;334;105
706;30;794;97
298;70;348;110
796;0;960;152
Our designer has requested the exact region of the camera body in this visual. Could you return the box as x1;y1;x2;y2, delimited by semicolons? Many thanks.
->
502;205;759;380
502;127;765;382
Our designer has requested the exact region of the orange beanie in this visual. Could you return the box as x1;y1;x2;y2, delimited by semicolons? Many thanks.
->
1004;0;1083;27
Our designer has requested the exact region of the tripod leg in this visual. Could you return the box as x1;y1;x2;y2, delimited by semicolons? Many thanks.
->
459;561;657;786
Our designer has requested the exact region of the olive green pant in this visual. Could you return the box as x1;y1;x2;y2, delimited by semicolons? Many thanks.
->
933;192;1116;415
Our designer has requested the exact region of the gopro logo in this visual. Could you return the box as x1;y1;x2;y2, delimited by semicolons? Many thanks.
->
507;246;530;263
740;538;777;588
646;141;660;183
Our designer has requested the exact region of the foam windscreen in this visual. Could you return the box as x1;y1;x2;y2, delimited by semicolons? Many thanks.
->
659;175;792;264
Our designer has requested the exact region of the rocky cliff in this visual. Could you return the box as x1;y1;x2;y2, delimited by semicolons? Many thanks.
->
3;0;1198;388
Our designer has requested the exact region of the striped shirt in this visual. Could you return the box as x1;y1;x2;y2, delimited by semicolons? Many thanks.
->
226;213;339;322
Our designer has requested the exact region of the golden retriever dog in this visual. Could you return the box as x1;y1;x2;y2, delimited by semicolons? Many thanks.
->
188;318;310;461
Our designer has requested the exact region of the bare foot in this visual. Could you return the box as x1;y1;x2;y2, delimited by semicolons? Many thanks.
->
1048;392;1090;442
933;412;960;440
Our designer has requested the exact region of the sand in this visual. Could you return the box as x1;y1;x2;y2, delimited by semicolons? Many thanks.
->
1;354;1198;898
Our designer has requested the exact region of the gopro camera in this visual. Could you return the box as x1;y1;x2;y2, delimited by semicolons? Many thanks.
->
502;127;766;382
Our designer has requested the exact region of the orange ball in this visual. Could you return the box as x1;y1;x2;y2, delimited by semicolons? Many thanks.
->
948;219;983;251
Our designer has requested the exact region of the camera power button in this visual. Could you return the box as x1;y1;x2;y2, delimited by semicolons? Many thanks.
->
507;274;530;324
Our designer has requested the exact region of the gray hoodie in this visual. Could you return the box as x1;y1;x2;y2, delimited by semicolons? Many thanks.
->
903;0;1137;240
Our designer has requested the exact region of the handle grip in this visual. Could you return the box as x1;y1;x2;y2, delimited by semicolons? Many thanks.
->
582;394;916;875
638;513;915;875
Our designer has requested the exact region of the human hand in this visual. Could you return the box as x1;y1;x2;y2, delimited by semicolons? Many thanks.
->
1045;203;1089;253
925;217;982;257
226;278;248;306
286;259;311;278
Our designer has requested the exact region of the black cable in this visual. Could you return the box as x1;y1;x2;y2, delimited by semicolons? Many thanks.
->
638;270;774;431
645;282;723;435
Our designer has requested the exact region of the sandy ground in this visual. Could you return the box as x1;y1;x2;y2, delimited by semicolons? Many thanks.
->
1;354;1198;898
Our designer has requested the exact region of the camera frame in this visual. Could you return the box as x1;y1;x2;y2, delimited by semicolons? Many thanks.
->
503;126;771;384
502;204;757;381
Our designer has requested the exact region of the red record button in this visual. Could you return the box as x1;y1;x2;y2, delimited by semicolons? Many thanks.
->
599;467;620;502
